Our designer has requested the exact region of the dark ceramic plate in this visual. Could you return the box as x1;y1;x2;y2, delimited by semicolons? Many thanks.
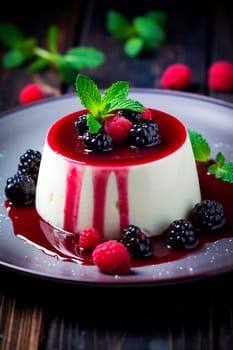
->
0;89;232;286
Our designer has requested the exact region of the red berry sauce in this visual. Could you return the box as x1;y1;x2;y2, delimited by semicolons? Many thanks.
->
45;108;188;235
47;109;187;166
3;109;233;268
4;162;233;268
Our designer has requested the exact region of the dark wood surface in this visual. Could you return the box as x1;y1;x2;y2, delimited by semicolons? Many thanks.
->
0;1;233;349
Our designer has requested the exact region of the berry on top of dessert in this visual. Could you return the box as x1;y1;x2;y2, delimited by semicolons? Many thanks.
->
74;74;161;152
4;74;232;276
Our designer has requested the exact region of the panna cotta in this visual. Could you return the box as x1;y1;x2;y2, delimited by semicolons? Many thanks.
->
35;108;201;240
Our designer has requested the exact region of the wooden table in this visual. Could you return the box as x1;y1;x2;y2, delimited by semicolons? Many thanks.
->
0;1;233;349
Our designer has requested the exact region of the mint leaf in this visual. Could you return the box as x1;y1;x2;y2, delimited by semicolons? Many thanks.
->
215;151;225;167
65;47;105;69
188;130;233;184
133;16;164;43
106;10;132;40
102;81;129;106
75;73;145;133
3;50;25;67
0;22;105;84
208;152;233;184
48;25;59;53
87;114;102;133
109;98;144;112
145;11;168;28
55;56;76;84
106;10;167;58
0;22;24;48
124;37;144;57
75;74;102;115
15;37;37;59
188;129;211;162
28;57;50;72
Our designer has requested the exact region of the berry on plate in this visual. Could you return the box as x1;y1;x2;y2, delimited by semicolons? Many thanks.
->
79;227;102;250
208;61;233;92
190;199;226;231
92;240;131;275
166;219;199;250
119;224;153;258
160;63;192;90
19;83;45;105
5;173;36;206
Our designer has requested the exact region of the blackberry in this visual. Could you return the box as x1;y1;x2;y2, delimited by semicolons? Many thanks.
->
83;130;113;152
128;120;161;147
166;219;199;250
117;109;142;123
190;199;226;232
5;173;36;206
119;224;153;258
17;149;41;184
75;113;88;136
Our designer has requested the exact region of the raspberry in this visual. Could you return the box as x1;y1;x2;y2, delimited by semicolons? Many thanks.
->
92;240;131;275
160;63;192;90
104;115;132;143
208;61;233;92
79;227;102;250
19;83;45;105
142;107;152;120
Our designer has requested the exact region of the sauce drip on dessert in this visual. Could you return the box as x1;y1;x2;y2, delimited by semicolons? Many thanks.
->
36;108;200;240
5;161;233;267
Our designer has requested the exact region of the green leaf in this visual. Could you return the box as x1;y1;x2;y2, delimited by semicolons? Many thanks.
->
133;16;164;43
208;160;233;184
188;129;211;162
2;50;25;67
106;9;133;40
14;37;37;59
64;47;105;69
208;152;233;183
215;152;225;167
87;113;102;133
28;57;50;72
75;74;102;115
55;56;77;84
124;37;144;57
101;81;129;107
47;25;59;53
75;73;145;133
109;98;144;112
0;22;25;48
145;11;168;28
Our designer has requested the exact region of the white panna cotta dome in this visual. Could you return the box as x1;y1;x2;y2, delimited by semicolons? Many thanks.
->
35;108;201;240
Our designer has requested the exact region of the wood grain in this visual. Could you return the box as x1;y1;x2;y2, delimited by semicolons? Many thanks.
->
0;1;232;349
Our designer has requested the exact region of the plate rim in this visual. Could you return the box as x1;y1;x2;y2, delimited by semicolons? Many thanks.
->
0;89;233;287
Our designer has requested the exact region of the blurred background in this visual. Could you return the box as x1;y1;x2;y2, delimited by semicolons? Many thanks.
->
0;0;233;111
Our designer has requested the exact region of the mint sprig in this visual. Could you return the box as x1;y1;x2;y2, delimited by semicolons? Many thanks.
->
75;74;145;133
188;129;211;162
0;23;105;84
208;152;233;183
106;9;167;57
188;129;233;184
